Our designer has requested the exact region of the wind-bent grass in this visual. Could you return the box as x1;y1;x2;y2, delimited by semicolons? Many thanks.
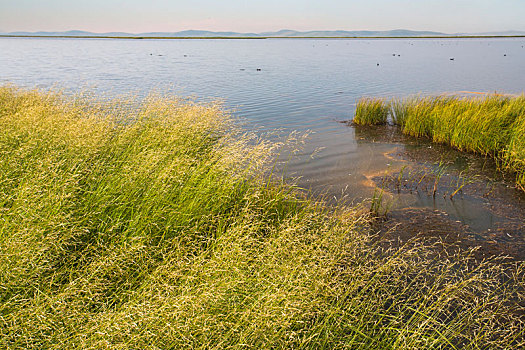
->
1;85;524;349
353;95;525;190
354;97;390;125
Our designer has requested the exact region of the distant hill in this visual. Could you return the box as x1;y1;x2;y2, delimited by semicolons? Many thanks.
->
2;29;525;38
7;30;134;37
260;29;447;37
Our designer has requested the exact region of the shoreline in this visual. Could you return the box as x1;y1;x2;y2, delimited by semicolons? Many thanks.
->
353;95;525;191
1;85;524;348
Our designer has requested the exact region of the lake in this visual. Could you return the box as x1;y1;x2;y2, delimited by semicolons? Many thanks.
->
1;37;524;245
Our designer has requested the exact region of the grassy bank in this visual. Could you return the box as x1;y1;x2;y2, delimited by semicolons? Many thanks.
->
354;95;525;189
1;86;524;349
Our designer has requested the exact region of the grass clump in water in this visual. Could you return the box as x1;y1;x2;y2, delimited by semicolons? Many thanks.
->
354;97;390;125
354;94;525;190
1;85;524;349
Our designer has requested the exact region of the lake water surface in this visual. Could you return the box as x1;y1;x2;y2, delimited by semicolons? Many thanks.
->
1;37;524;242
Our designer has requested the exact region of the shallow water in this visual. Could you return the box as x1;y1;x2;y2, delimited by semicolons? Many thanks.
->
353;125;525;243
1;37;524;238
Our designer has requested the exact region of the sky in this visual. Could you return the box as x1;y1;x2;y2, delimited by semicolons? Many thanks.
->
1;0;524;34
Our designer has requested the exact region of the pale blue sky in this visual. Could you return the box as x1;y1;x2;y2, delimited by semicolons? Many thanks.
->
1;0;524;33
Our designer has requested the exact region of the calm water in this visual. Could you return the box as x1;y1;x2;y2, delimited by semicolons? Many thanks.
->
1;37;525;231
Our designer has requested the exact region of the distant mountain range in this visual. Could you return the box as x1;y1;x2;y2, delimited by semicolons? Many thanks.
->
2;29;525;38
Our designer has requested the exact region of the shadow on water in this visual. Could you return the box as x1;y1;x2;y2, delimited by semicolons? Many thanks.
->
350;124;525;260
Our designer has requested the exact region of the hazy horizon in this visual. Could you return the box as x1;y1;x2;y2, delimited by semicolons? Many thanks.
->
3;28;525;36
1;0;524;34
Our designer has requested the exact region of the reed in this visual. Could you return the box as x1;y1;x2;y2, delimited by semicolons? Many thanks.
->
354;97;390;125
354;94;525;189
505;100;525;190
1;86;524;349
390;97;411;126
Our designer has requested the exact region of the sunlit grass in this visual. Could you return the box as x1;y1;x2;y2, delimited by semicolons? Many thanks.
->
353;94;525;190
0;85;524;349
354;97;390;125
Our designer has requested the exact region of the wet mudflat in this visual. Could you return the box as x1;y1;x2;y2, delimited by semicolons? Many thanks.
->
351;124;525;260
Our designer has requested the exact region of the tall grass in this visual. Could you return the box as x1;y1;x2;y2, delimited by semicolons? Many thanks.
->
353;94;525;190
1;85;524;349
354;97;390;125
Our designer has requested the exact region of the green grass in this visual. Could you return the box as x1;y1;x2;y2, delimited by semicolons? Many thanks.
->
1;85;524;349
354;97;390;125
353;94;525;190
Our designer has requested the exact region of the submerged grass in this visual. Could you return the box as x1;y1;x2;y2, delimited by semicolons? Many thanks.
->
353;94;525;189
1;85;524;349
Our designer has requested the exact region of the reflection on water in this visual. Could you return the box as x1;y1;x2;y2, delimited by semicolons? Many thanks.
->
1;37;524;236
350;124;525;255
